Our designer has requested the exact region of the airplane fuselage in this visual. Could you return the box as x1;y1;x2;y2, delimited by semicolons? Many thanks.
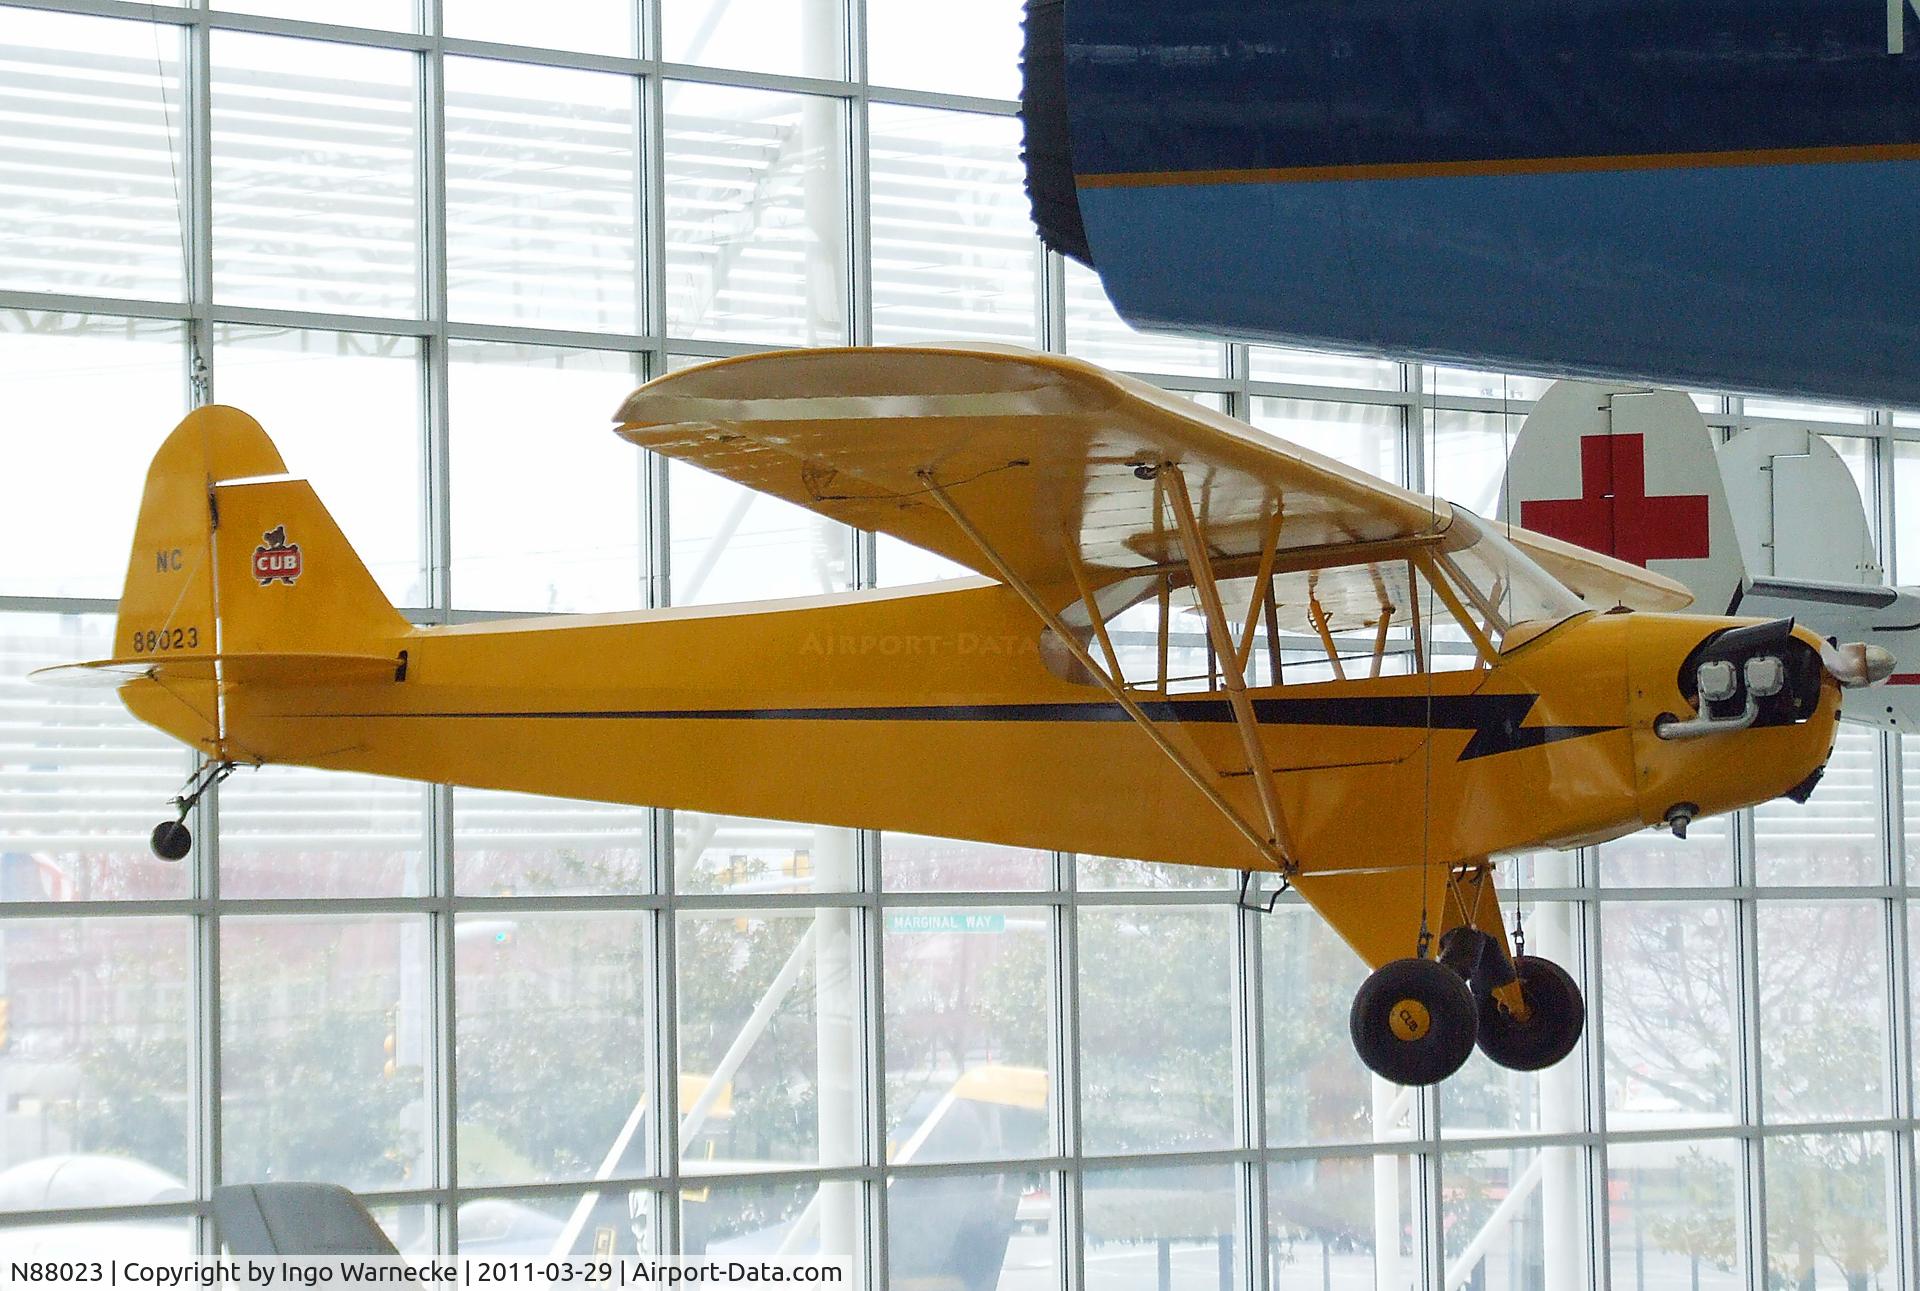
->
151;579;1841;965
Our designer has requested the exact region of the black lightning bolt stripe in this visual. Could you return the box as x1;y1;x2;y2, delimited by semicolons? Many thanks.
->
311;693;1617;762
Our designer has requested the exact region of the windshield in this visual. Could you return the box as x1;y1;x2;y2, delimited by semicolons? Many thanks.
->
1043;507;1588;692
1431;509;1586;651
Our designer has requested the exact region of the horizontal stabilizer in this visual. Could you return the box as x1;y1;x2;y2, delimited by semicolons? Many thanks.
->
30;652;405;690
1745;577;1900;612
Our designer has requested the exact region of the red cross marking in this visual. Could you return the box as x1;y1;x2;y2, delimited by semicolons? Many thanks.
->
1518;433;1711;567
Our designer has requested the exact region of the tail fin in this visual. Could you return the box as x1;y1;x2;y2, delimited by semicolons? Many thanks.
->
99;405;408;757
1498;380;1747;615
115;404;281;666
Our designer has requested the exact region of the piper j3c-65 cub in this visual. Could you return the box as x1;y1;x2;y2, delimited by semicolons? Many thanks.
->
40;346;1895;1086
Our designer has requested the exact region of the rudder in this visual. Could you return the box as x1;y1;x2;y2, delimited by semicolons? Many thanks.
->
211;475;408;658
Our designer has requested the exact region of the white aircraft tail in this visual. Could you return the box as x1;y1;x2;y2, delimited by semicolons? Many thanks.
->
1501;380;1920;729
1715;424;1882;588
1498;382;1747;614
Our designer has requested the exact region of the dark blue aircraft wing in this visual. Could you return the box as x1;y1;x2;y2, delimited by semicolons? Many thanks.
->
1022;0;1920;405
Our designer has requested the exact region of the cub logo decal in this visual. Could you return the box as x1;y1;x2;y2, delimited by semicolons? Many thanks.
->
252;525;302;586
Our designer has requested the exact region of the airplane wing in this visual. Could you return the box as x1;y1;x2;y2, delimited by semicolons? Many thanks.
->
617;345;1688;614
1505;527;1695;614
613;346;1448;589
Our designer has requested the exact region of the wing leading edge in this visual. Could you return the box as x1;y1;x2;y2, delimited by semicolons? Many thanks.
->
614;345;1687;612
614;346;1447;592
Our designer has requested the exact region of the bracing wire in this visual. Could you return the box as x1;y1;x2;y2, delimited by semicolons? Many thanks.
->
1418;362;1437;957
155;33;185;273
148;23;231;753
1493;376;1516;910
151;22;192;346
150;21;210;408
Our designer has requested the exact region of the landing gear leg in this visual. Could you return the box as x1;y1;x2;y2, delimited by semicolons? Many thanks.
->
1348;863;1586;1083
1438;867;1586;1072
150;760;237;861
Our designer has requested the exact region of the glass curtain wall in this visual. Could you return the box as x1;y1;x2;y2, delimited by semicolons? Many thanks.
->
2;2;1919;1288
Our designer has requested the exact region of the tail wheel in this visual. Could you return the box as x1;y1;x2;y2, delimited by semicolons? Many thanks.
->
1476;955;1585;1072
1350;957;1477;1086
150;820;191;862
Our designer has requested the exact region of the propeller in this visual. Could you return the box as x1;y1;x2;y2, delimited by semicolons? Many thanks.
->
1820;639;1897;688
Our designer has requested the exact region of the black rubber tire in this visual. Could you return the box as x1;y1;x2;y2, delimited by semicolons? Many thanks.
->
1476;955;1585;1072
150;820;191;862
1350;957;1478;1086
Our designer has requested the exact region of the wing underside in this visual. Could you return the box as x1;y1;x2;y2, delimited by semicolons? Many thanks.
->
615;345;1687;613
615;346;1449;591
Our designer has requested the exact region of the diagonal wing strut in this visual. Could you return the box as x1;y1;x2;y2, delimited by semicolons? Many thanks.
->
917;463;1299;875
1158;464;1298;865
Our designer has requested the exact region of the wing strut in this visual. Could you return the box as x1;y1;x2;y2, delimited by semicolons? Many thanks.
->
917;467;1296;875
1160;465;1299;865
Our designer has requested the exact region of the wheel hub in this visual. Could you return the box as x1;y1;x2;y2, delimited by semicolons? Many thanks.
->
1388;998;1430;1041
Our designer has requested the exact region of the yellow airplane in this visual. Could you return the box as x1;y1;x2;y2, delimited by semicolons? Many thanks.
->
38;346;1892;1086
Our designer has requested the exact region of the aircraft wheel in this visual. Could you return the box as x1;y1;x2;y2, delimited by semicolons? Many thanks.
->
1476;955;1584;1072
1349;957;1477;1086
150;820;191;862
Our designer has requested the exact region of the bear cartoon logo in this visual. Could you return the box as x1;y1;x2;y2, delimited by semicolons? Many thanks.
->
252;526;302;586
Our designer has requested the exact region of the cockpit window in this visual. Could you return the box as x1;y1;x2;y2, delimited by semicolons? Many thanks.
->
1431;509;1587;651
1046;511;1587;693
